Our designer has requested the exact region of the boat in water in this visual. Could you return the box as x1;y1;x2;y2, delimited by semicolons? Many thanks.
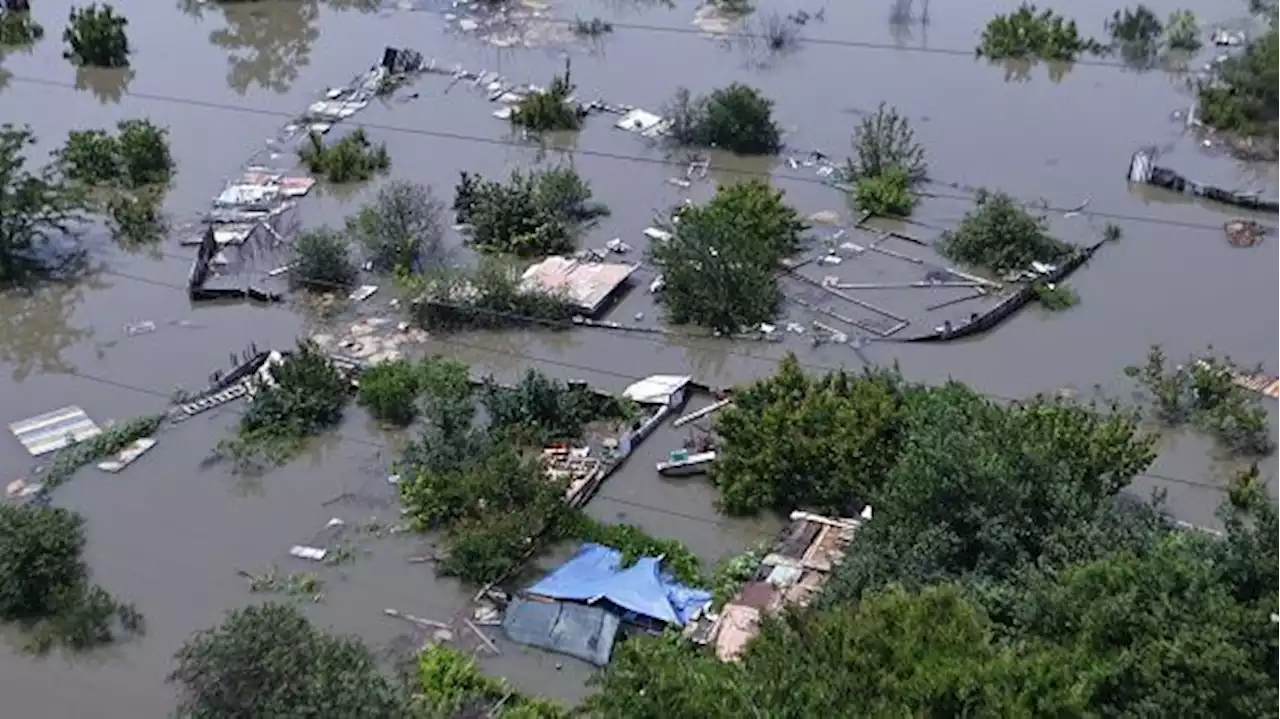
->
656;450;717;477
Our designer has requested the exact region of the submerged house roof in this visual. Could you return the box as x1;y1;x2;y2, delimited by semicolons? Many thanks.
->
623;374;692;406
520;257;636;315
524;543;710;626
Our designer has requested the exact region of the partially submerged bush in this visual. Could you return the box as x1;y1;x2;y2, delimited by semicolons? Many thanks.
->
1164;10;1201;51
218;340;352;471
298;127;390;183
1033;282;1079;311
58;119;174;188
106;188;165;246
63;3;130;68
0;6;44;45
408;257;576;332
1197;28;1277;139
977;4;1103;61
412;644;571;718
289;227;357;293
0;504;143;654
512;67;583;132
853;165;916;217
664;83;782;155
1124;345;1273;456
345;179;444;274
936;189;1074;273
650;179;803;332
452;167;607;257
357;358;421;426
571;16;613;37
843;102;927;183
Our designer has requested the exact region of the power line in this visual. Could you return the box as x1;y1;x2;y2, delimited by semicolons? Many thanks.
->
6;72;1246;234
43;262;1252;495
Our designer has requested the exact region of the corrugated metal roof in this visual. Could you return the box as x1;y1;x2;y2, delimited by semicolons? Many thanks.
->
8;406;102;457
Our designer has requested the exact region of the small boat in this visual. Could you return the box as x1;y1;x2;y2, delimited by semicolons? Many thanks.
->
656;451;717;477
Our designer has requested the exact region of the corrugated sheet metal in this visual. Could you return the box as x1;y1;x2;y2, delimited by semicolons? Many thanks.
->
8;406;102;457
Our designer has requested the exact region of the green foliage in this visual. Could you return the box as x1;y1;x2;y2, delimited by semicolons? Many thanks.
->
169;602;402;719
843;102;926;182
572;517;705;586
357;359;422;426
42;413;163;489
0;8;44;46
452;167;607;257
664;84;782;154
824;384;1159;601
0;504;143;654
1032;281;1078;310
852;165;916;217
1124;345;1273;455
0;123;91;286
1164;10;1201;51
936;189;1074;273
1107;5;1163;45
977;3;1103;61
298;128;390;183
219;339;351;472
346;180;444;274
115;119;174;187
712;354;907;516
649;180;803;333
512;68;583;132
481;368;636;446
1198;28;1278;138
58;129;119;185
55;120;172;244
407;257;576;331
411;643;570;718
708;543;766;608
63;3;130;68
290;226;357;293
710;0;753;15
105;187;165;246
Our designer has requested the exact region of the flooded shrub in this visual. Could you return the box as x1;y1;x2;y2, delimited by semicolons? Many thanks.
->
1164;10;1200;51
512;66;584;132
481;368;638;446
413;643;571;718
218;339;352;472
977;3;1103;61
0;504;143;654
1032;281;1079;311
289;227;357;293
1197;28;1278;139
170;603;403;718
62;3;130;68
452;166;607;257
936;189;1074;273
1124;345;1273;456
42;414;163;490
1106;5;1163;45
853;165;916;217
711;0;753;15
297;127;390;183
407;257;576;331
571;16;613;37
0;5;44;45
843;102;927;183
0;124;92;287
663;83;782;155
650;180;803;333
57;119;174;189
345;179;444;274
712;353;908;516
357;358;421;426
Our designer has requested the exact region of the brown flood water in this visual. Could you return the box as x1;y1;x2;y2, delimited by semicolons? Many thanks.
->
0;0;1276;714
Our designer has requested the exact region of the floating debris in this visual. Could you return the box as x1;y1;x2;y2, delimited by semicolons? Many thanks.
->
1224;219;1264;247
9;406;103;457
349;284;380;302
289;545;328;561
96;437;157;473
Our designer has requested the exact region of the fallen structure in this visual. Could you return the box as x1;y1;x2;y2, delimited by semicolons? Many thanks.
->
501;542;711;665
684;509;867;662
1127;150;1279;213
896;239;1107;343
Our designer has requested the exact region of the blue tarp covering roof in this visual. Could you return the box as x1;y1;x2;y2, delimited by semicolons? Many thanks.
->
523;543;711;626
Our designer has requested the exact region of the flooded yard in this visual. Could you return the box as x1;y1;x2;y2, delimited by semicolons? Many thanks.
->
0;0;1275;714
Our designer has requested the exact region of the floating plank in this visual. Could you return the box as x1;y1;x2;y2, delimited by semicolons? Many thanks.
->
290;545;328;561
8;405;102;457
97;437;158;473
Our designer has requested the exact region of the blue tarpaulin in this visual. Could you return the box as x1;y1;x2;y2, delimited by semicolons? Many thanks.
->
501;598;620;666
523;543;711;626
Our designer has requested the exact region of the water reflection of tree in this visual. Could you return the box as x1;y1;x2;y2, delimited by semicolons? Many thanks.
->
0;274;103;382
995;58;1074;84
180;0;321;94
74;66;136;103
888;0;930;49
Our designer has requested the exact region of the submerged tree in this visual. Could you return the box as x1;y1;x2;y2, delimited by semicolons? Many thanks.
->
936;189;1073;273
58;119;174;189
169;603;403;718
844;102;926;182
0;2;44;45
345;180;444;274
289;227;357;293
977;3;1102;61
664;83;783;154
512;61;583;132
298;128;390;183
452;167;607;257
0;124;90;286
1197;28;1278;140
649;180;802;332
63;3;131;68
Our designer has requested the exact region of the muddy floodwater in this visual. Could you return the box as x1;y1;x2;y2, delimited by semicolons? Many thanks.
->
0;0;1276;714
